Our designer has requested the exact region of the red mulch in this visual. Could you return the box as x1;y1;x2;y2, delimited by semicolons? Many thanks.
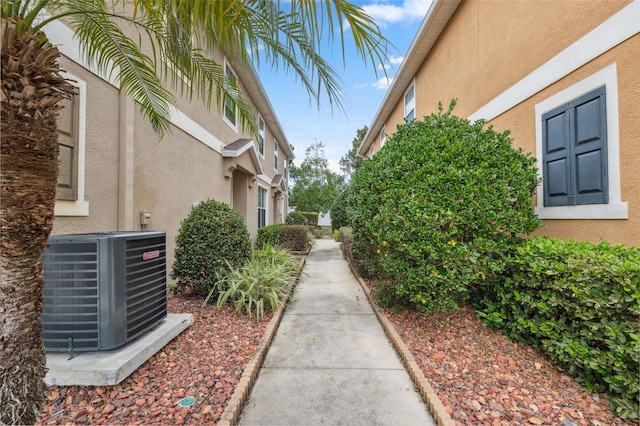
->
37;289;632;426
384;304;630;426
37;293;270;425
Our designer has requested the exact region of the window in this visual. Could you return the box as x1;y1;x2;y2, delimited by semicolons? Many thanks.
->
55;72;88;216
380;127;386;149
274;141;279;170
535;64;626;219
57;94;80;200
258;187;267;228
369;144;374;158
223;62;237;129
167;11;192;73
404;82;415;121
257;115;265;155
284;157;288;180
542;87;607;207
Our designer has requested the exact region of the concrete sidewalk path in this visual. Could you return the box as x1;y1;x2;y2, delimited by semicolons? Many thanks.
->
238;239;435;426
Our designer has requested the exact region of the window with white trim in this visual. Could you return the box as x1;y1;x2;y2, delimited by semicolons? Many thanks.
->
404;82;415;121
258;186;267;228
223;61;238;130
55;72;88;216
380;127;386;149
535;64;627;219
284;157;288;180
274;141;279;170
257;115;265;155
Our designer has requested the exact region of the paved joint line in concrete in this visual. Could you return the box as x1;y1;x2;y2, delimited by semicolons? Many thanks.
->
284;313;374;316
261;366;406;372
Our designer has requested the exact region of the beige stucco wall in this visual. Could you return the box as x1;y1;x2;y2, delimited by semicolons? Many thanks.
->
52;51;291;270
378;0;638;246
52;59;120;233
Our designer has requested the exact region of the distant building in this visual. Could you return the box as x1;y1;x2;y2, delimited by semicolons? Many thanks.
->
360;0;639;246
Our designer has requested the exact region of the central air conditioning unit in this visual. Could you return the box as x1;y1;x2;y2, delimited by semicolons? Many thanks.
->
41;231;168;352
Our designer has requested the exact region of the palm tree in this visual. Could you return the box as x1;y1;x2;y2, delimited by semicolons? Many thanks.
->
0;0;389;423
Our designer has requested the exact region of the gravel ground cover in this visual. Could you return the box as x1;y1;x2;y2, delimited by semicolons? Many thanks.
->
383;304;629;426
38;294;270;425
37;281;631;425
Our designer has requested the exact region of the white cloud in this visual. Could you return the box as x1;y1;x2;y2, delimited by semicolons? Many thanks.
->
389;55;404;65
354;83;368;89
377;63;390;71
361;0;431;27
372;76;393;89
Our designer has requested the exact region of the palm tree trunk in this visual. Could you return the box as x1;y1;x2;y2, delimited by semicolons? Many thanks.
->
1;23;74;425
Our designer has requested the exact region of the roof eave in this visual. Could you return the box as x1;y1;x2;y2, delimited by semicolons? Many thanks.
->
231;56;295;160
358;0;462;157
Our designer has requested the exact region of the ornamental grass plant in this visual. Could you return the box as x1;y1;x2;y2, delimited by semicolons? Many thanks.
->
205;245;301;321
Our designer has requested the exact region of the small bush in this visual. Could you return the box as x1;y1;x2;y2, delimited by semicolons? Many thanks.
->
286;211;307;225
349;100;541;313
280;225;310;252
256;224;285;249
333;229;340;241
212;245;300;321
475;237;640;421
171;199;251;297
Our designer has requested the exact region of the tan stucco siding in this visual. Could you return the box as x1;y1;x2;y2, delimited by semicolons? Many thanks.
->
410;0;632;119
475;0;632;109
52;59;120;233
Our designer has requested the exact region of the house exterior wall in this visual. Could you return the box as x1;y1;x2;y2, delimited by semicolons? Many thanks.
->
49;22;293;269
365;0;639;246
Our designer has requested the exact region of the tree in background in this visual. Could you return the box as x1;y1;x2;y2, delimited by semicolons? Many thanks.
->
339;125;368;181
0;1;389;423
289;141;345;213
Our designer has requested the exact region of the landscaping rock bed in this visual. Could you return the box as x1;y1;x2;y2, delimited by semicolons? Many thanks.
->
38;294;270;425
384;304;629;426
38;291;631;425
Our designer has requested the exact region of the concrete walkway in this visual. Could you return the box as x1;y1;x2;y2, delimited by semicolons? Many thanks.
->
238;239;435;425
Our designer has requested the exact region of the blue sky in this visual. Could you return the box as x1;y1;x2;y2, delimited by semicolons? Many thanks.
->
256;0;432;173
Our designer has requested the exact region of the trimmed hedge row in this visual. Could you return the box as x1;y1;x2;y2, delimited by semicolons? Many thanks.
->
256;224;310;252
280;225;310;252
475;237;640;421
299;211;319;228
256;224;285;249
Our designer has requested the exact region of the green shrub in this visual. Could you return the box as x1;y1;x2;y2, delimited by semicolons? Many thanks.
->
280;225;310;252
330;188;350;231
333;229;340;242
211;245;300;321
170;199;251;297
286;211;307;225
256;224;285;249
475;237;640;421
299;211;319;227
349;100;541;313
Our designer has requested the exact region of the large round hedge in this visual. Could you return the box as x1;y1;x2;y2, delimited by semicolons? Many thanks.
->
349;101;541;312
170;199;251;296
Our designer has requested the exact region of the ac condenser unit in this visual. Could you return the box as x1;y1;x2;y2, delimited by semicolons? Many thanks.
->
41;231;167;352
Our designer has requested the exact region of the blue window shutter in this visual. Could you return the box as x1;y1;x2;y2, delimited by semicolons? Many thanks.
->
542;108;571;206
573;87;608;205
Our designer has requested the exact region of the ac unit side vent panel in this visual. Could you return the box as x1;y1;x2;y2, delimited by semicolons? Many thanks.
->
41;231;167;352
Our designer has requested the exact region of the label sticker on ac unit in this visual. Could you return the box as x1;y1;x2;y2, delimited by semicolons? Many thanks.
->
142;250;160;260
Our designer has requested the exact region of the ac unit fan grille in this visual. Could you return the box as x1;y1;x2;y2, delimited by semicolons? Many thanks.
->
42;242;100;350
